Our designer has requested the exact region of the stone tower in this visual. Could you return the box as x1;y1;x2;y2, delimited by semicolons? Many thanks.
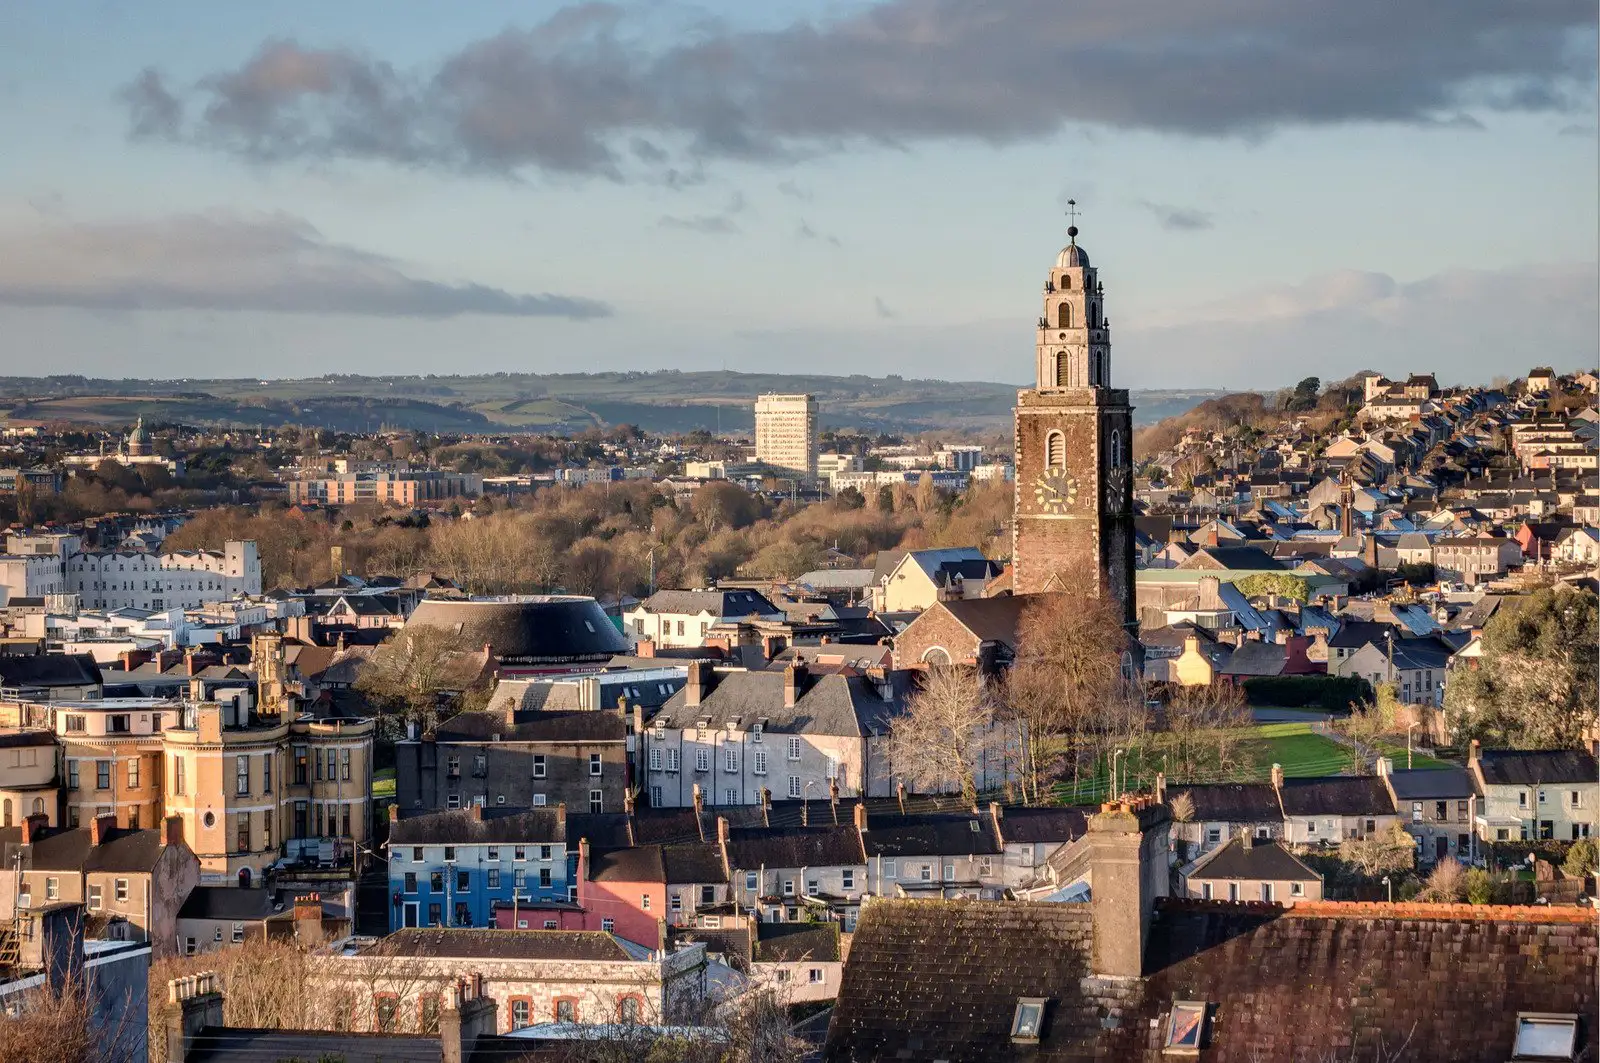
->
1011;213;1136;625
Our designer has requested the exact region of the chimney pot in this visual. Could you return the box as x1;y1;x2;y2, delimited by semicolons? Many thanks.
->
1270;763;1285;790
854;802;867;832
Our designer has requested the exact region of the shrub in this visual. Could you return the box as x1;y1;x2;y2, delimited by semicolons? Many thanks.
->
1564;837;1597;879
1465;868;1494;905
1418;858;1466;903
1242;674;1373;711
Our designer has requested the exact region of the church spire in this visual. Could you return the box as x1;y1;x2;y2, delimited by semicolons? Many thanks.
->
1035;203;1108;391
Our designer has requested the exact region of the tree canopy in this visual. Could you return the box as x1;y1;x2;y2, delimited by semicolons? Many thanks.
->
1446;586;1598;749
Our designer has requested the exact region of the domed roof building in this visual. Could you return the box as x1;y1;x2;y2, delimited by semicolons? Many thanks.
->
403;596;628;672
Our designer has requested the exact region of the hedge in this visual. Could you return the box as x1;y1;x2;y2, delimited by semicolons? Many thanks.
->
1242;674;1373;711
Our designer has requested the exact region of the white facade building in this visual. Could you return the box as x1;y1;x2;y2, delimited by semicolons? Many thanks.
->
754;394;819;478
47;541;264;613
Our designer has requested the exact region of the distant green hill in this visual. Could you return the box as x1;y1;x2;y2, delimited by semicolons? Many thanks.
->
0;372;1228;435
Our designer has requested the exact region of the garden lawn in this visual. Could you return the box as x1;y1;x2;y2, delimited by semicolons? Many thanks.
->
1245;722;1356;778
1050;722;1355;804
372;766;397;799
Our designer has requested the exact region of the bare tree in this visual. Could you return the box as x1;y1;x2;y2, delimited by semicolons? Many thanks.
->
1157;683;1252;782
885;665;1000;803
1338;823;1416;879
1002;590;1134;803
0;967;137;1063
354;627;486;732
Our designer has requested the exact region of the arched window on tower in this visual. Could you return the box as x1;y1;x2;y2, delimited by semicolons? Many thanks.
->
1089;302;1099;328
1046;430;1066;469
1057;303;1073;329
1055;355;1070;388
1060;274;1071;290
1110;428;1123;470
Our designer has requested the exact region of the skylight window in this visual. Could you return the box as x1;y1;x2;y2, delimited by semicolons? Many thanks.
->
1165;1001;1206;1054
1513;1014;1578;1060
1010;998;1046;1043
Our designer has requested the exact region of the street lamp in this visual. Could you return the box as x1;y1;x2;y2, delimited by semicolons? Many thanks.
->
1381;875;1392;903
1110;749;1125;800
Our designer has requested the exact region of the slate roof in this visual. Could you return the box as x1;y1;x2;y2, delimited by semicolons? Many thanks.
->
826;898;1598;1063
1167;783;1283;823
17;824;168;873
1384;766;1475;801
994;806;1088;845
565;812;634;849
1216;640;1286;677
651;670;904;738
588;844;666;883
661;841;727;884
724;825;866;870
184;1029;441;1063
403;597;627;662
756;921;841;963
667;924;753;967
1325;620;1400;651
0;653;102;689
389;807;566;845
1276;776;1395;817
1187;838;1320;883
641;588;783;617
177;886;283;922
933;596;1028;650
1475;748;1599;786
861;813;1001;858
368;928;630;961
430;708;626;744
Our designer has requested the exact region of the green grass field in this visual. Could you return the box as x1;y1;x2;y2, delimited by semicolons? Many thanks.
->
1370;736;1451;771
372;767;396;800
1052;722;1355;804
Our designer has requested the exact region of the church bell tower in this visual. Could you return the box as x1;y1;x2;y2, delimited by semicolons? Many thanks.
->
1012;205;1136;625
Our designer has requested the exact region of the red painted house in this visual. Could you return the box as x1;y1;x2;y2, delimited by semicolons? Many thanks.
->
576;840;667;949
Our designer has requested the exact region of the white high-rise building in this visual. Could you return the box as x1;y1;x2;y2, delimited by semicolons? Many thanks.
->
754;393;819;478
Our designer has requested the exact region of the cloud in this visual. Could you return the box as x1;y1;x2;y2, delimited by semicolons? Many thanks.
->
777;180;812;201
1140;201;1214;231
658;191;746;234
658;213;740;234
797;219;841;246
120;2;1596;180
874;296;896;319
1127;261;1598;386
0;212;611;318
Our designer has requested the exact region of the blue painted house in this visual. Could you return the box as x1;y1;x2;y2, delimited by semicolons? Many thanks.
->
386;804;568;931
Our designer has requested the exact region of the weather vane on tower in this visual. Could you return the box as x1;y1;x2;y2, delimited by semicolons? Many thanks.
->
1065;198;1080;242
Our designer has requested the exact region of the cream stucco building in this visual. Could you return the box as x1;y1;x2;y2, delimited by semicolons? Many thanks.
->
754;393;819;478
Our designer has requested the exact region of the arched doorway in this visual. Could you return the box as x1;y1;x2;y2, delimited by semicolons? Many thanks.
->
238;868;252;888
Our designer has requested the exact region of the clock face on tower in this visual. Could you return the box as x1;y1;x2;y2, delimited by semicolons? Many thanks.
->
1033;471;1079;514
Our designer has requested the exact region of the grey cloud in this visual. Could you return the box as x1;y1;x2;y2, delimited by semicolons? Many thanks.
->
798;219;842;246
659;191;745;234
659;213;740;234
0;212;611;319
120;2;1596;179
874;297;896;319
1141;201;1214;232
121;68;184;139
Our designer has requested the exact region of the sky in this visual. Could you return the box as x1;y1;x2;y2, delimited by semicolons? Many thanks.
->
0;0;1595;390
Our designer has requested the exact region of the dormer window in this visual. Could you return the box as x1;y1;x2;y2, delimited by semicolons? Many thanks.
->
1165;1001;1206;1054
1010;998;1046;1043
1513;1014;1577;1060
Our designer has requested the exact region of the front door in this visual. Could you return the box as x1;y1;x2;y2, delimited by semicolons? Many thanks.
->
1435;836;1449;862
403;902;419;928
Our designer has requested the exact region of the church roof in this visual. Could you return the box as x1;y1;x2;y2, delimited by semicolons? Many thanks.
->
1056;242;1090;269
